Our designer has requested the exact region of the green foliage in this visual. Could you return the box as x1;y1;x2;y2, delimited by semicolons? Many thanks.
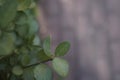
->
34;64;52;80
18;0;32;11
52;58;69;77
0;0;17;28
22;67;34;80
12;66;23;76
55;41;70;57
0;33;15;56
43;36;53;57
0;0;70;80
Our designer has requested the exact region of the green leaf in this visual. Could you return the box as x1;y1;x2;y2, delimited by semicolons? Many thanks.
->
15;11;28;25
36;49;51;61
6;22;15;31
55;41;70;57
27;47;41;65
0;0;17;28
27;13;39;37
43;36;52;57
12;66;23;76
33;35;40;46
19;47;29;54
15;36;23;46
0;0;5;6
10;75;17;80
29;2;36;9
28;18;38;35
34;64;52;80
23;10;39;37
22;67;34;80
15;24;29;38
52;58;69;77
18;0;32;11
0;63;6;70
21;54;30;66
0;33;15;56
10;56;18;66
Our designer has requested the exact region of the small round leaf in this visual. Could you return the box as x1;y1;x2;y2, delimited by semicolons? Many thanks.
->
52;58;69;77
21;54;30;66
12;66;23;76
34;64;52;80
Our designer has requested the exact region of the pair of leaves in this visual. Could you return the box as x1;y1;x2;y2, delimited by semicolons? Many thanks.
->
43;37;70;77
43;36;70;57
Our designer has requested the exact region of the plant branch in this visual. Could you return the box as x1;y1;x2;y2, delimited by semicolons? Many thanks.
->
23;58;53;69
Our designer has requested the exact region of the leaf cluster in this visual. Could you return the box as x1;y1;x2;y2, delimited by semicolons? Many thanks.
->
0;0;70;80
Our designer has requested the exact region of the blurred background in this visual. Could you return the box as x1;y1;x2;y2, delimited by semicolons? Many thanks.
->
37;0;120;80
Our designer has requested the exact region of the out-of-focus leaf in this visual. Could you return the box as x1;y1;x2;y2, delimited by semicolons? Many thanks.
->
0;0;17;28
33;35;40;46
27;15;38;37
15;36;23;46
15;24;29;38
19;47;29;54
29;2;36;9
0;0;5;6
21;54;30;66
22;67;34;80
0;33;15;56
18;0;32;11
55;41;70;57
6;22;15;31
15;12;28;25
43;36;52;57
0;64;6;70
27;47;41;65
10;56;18;66
36;49;51;61
12;66;23;76
34;64;52;80
52;58;69;77
23;10;38;37
10;75;17;80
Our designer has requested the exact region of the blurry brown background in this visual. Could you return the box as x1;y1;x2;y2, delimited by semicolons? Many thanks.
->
38;0;120;80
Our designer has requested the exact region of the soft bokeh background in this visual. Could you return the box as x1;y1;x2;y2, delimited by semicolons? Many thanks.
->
38;0;120;80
